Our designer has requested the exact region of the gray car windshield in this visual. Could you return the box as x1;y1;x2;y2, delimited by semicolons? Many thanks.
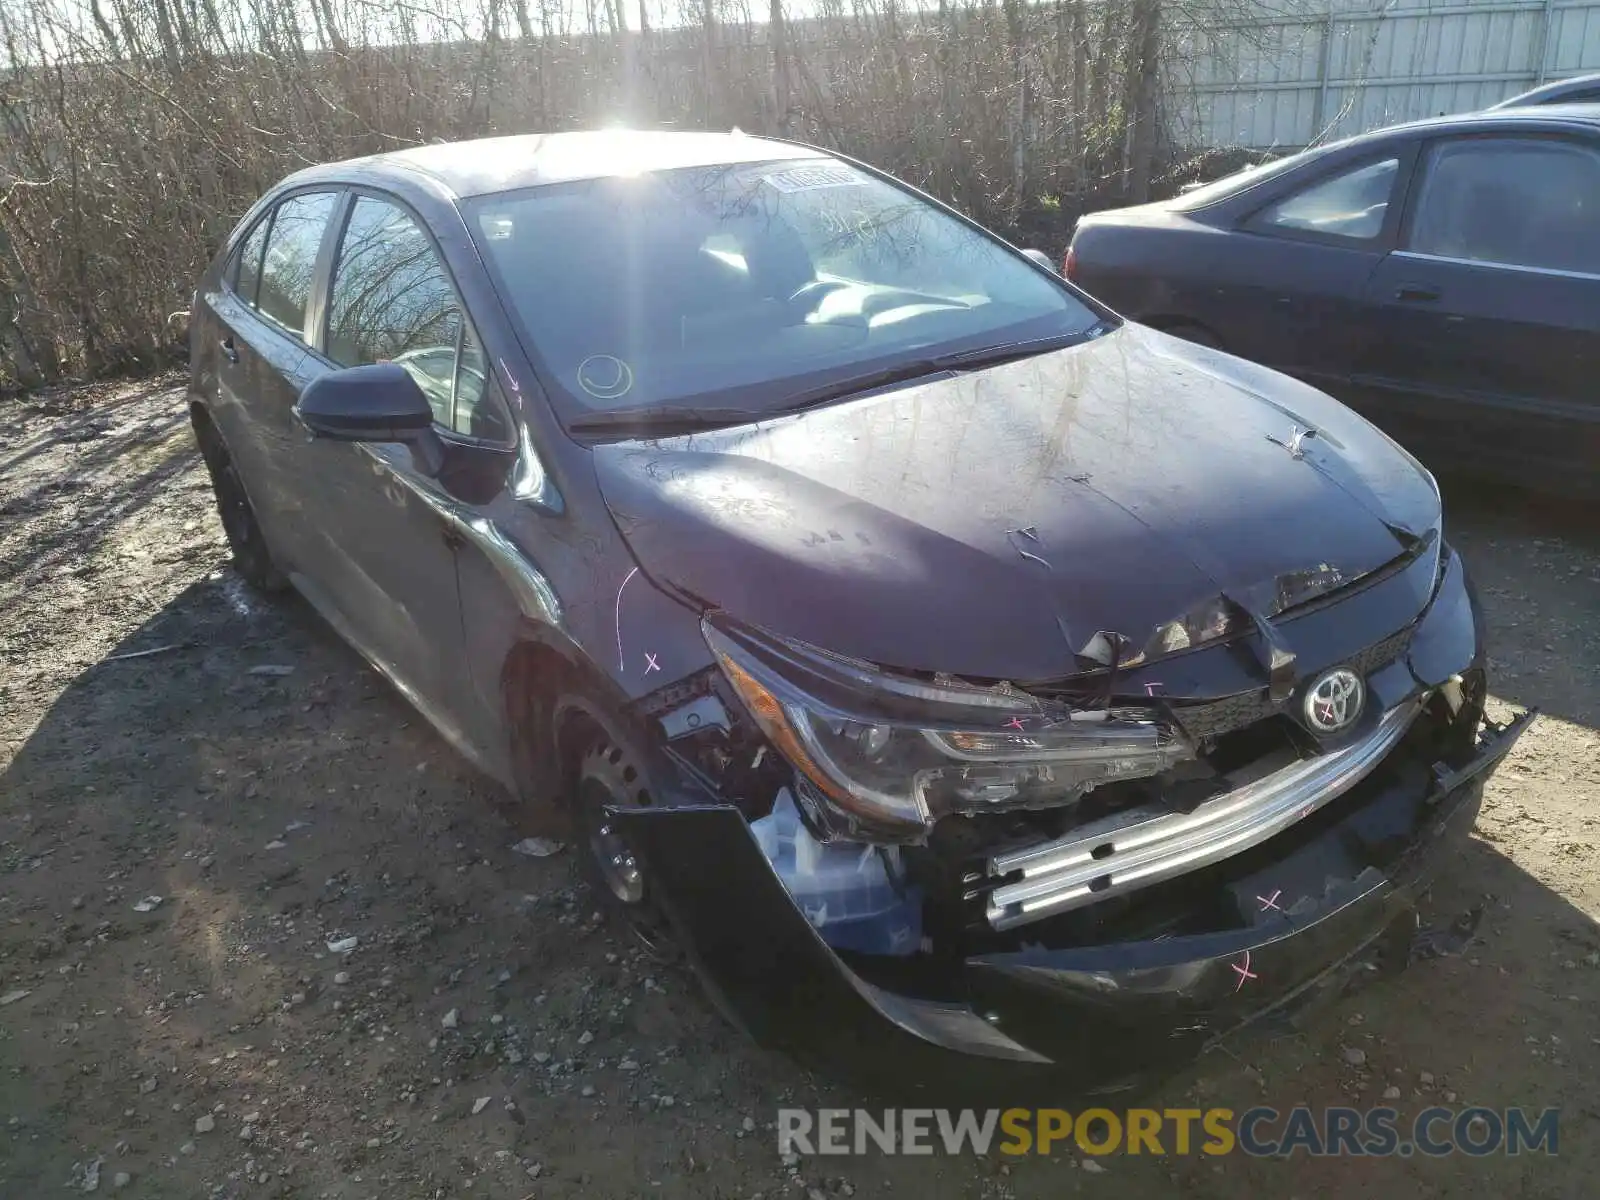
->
467;158;1101;424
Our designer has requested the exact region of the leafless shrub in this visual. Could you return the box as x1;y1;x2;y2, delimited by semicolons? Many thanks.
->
0;0;1274;389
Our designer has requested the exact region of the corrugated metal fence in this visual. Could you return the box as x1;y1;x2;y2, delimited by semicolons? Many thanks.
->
1169;0;1600;150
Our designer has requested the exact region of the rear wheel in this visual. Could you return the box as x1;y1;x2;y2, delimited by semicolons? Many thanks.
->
193;412;287;593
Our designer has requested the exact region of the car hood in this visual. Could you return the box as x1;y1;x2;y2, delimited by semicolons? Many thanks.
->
591;323;1440;682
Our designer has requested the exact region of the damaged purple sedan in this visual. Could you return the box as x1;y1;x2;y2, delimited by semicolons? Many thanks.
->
187;130;1532;1092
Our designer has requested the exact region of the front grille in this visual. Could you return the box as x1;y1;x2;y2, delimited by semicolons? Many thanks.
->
1348;625;1414;679
1166;624;1413;744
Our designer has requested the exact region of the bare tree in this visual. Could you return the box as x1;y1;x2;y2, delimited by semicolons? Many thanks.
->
0;0;1286;390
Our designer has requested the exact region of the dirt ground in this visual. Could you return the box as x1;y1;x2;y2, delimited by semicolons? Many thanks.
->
1;376;1597;1200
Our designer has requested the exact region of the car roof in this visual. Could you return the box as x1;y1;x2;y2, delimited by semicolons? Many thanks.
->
1490;73;1600;109
1340;103;1600;147
282;129;819;200
1178;104;1600;207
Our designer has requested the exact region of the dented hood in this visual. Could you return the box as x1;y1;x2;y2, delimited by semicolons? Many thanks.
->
591;323;1441;682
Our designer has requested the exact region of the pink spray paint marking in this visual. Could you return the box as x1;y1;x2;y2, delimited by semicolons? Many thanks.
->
1006;716;1027;731
498;357;521;394
614;567;639;672
644;653;660;675
1228;953;1254;992
1257;889;1282;914
1144;682;1165;696
1231;950;1258;992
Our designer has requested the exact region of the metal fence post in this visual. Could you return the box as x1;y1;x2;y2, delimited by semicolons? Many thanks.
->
1536;0;1556;85
1311;11;1335;141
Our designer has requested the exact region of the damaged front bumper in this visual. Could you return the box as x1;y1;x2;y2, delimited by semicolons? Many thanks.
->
609;542;1533;1094
613;702;1533;1095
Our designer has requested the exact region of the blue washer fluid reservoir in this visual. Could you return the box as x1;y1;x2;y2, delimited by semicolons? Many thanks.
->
750;788;923;956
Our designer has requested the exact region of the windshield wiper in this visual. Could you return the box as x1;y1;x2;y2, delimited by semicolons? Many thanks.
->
566;360;947;437
567;405;770;436
929;327;1106;372
566;325;1108;438
762;327;1108;417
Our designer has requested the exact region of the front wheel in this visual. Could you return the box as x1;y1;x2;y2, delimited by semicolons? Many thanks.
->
569;734;678;957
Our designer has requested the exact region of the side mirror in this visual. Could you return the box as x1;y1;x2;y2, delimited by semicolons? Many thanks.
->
296;363;445;475
1021;248;1060;276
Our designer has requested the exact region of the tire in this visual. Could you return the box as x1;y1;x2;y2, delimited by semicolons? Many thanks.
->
193;412;288;593
546;693;749;1028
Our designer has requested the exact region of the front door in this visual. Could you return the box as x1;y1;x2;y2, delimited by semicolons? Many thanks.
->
291;192;518;770
1356;132;1600;488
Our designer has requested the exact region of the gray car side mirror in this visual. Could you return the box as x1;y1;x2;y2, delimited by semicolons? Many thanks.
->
296;363;445;476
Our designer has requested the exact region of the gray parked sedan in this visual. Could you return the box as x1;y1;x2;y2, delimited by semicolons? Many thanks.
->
186;129;1532;1093
1067;106;1600;494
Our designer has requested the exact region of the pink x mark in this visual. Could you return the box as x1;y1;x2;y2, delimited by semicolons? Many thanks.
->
644;653;660;674
1144;682;1165;696
1231;950;1258;992
1006;716;1026;731
1257;889;1282;913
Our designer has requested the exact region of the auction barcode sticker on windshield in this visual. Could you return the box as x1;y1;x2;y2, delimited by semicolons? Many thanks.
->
761;164;867;192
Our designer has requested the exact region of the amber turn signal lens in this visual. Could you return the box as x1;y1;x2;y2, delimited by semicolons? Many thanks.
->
713;648;857;809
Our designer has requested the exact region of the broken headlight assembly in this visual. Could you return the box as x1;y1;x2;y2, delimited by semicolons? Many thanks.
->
703;617;1193;841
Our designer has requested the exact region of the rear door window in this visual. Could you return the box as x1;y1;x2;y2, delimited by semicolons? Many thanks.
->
1257;158;1400;242
326;194;513;444
256;191;339;338
230;216;271;306
1405;137;1600;275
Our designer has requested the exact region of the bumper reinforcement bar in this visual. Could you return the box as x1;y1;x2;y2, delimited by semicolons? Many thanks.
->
986;701;1424;931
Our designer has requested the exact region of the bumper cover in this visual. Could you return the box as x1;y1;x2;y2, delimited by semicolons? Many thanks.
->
614;706;1532;1097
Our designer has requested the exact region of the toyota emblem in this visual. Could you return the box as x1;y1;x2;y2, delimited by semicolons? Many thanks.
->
1304;667;1365;735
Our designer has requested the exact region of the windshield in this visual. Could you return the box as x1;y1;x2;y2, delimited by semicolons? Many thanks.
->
466;158;1102;425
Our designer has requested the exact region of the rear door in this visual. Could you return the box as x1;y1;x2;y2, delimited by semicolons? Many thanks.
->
207;189;344;566
1222;150;1413;391
1357;131;1600;487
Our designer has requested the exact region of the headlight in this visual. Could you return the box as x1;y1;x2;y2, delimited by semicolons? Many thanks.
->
703;618;1193;841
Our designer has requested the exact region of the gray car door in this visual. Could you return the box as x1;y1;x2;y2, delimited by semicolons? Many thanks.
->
1227;152;1411;394
291;191;520;774
207;190;343;568
1356;132;1600;489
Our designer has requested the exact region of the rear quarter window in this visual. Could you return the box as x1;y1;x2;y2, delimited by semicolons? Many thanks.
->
230;216;271;306
1255;158;1399;242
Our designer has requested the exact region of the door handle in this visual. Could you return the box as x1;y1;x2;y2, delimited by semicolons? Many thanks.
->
1394;285;1441;304
219;335;240;363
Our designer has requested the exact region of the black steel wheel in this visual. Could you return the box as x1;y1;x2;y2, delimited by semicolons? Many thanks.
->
571;736;677;955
